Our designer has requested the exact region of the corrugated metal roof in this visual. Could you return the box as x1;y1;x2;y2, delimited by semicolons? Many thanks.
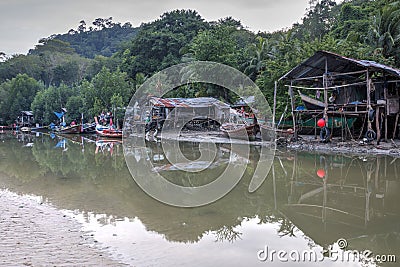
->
280;51;400;81
149;97;230;109
21;111;33;116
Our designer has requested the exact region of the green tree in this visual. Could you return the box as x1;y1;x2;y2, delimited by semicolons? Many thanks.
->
0;74;43;124
369;1;400;64
31;84;78;124
81;67;132;116
118;10;208;77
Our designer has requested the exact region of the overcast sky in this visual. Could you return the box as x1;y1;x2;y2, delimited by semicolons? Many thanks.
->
1;0;315;55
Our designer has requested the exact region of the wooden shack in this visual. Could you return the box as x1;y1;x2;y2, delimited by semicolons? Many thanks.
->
17;111;34;127
145;97;231;131
277;51;400;142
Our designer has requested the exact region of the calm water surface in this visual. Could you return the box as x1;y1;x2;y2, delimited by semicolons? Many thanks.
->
0;132;399;266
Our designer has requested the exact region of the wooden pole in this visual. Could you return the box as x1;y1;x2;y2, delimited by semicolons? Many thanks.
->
366;71;372;132
289;82;297;140
384;86;388;142
376;106;381;145
393;113;399;139
314;116;317;139
273;81;277;127
323;59;328;123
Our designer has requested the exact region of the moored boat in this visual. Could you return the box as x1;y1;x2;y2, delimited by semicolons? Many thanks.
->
220;123;259;141
260;124;293;141
54;124;82;134
81;122;96;134
278;116;357;136
96;126;123;138
94;117;122;138
298;91;325;110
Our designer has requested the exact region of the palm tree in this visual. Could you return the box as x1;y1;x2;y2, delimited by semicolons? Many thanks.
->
243;36;275;81
369;1;400;64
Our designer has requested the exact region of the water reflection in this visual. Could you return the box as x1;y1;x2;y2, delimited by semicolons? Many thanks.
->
0;132;399;266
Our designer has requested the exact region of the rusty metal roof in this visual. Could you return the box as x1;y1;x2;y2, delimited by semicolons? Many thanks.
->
149;97;230;109
280;51;400;81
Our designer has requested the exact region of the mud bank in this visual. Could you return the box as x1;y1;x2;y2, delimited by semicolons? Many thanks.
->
133;130;400;157
0;189;125;266
287;135;400;158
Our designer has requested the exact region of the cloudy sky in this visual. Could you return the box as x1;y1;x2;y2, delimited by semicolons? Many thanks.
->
1;0;314;55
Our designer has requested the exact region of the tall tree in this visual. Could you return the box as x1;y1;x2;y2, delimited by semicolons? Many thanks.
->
0;74;43;124
118;10;208;77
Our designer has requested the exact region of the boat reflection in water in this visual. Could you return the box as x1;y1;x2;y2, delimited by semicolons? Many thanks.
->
0;132;399;266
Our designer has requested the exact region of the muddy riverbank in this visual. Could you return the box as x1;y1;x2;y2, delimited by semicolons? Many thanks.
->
287;135;400;158
146;130;400;157
0;189;126;266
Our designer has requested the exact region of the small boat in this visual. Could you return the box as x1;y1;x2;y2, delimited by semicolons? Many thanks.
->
96;126;123;138
54;124;81;134
298;91;325;110
20;127;31;132
94;117;122;138
81;122;96;134
220;123;259;141
260;124;294;141
279;116;357;135
31;125;50;132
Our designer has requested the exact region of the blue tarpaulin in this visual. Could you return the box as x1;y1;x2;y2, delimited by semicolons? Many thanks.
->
53;111;64;119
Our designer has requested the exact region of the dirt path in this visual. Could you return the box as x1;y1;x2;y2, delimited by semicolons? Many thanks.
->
0;189;126;267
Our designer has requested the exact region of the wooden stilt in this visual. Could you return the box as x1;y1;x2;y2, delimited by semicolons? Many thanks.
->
393;113;399;139
384;86;388;142
323;64;328;131
314;116;317;139
376;107;381;145
273;81;277;127
366;71;372;132
289;83;297;140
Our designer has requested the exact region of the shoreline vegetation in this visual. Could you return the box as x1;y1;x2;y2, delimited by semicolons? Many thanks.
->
1;0;400;155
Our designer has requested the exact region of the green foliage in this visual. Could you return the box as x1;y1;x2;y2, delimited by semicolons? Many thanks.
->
31;84;79;124
45;18;139;59
0;74;43;124
117;10;208;77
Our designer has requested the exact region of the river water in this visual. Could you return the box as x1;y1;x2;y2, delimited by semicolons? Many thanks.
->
0;132;399;266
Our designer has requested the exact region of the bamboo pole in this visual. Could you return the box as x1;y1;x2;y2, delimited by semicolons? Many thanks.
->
393;113;399;139
289;82;297;140
366;71;372;132
376;106;381;145
273;81;277;127
323;58;328;125
284;81;367;90
384;86;388;142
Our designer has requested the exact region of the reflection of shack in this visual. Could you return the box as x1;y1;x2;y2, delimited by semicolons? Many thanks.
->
277;153;400;251
17;111;34;127
145;97;230;132
277;51;400;142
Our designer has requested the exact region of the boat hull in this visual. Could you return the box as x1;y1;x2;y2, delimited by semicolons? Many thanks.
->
279;117;357;136
299;91;325;110
54;124;81;134
95;124;122;138
220;123;258;141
